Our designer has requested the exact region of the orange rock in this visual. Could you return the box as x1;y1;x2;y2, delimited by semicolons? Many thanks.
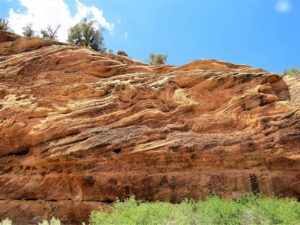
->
0;31;299;224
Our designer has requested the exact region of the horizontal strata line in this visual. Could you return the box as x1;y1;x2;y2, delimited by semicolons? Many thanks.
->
0;169;299;177
0;199;112;205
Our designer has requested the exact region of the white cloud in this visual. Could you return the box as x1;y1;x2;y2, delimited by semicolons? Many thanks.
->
275;0;292;13
124;32;128;40
7;0;114;42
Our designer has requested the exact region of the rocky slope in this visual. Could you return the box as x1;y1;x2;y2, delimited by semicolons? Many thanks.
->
0;31;299;224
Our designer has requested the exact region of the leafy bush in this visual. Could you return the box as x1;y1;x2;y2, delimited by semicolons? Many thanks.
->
149;53;167;65
0;219;12;225
90;195;300;225
22;23;35;38
283;67;300;78
0;18;10;31
38;217;61;225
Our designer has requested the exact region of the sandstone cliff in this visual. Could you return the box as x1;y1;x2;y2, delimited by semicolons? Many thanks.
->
0;31;299;224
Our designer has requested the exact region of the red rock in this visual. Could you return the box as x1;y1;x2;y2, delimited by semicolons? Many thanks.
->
0;31;299;224
117;50;129;57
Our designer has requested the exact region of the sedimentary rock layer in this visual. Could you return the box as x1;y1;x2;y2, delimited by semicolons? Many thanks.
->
0;31;299;224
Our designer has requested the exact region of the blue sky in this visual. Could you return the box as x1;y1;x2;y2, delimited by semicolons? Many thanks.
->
0;0;299;73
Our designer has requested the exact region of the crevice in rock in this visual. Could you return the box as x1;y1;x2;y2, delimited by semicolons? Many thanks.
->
83;175;95;186
113;148;122;154
249;173;260;195
4;148;30;157
101;199;114;204
23;198;38;201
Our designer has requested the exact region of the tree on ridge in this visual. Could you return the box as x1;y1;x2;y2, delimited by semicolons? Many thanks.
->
22;24;35;38
149;53;167;65
0;18;10;31
40;25;60;41
67;18;105;52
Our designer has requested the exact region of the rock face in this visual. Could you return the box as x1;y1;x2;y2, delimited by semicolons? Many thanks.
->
0;31;299;224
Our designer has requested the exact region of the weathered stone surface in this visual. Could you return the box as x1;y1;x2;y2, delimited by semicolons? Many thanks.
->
0;31;299;224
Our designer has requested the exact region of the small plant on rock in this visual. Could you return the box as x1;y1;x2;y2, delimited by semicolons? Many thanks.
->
38;217;61;225
149;53;167;65
283;67;300;78
0;219;12;225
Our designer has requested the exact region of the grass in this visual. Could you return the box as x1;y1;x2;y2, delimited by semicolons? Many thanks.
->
90;195;300;225
0;217;61;225
38;217;61;225
0;219;11;225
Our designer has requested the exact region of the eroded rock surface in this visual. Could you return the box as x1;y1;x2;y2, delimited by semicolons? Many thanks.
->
0;31;299;224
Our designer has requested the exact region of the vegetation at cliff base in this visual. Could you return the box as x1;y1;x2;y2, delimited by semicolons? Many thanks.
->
1;195;299;225
0;218;11;225
0;217;61;225
90;195;300;225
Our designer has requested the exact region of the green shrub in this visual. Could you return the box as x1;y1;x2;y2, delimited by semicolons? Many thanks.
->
0;219;12;225
38;217;61;225
22;24;35;38
283;67;300;78
90;195;300;225
0;18;10;31
149;53;167;65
